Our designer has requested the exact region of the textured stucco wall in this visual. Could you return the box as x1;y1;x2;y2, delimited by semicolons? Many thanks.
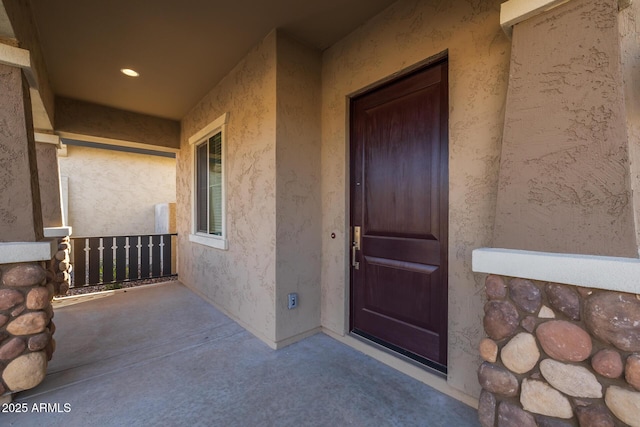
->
35;142;63;228
274;34;322;342
493;0;636;257
0;63;43;242
58;145;176;237
178;31;278;344
2;0;54;128
55;97;181;150
620;0;640;255
320;0;510;397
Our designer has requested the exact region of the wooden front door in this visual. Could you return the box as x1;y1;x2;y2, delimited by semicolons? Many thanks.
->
350;59;448;371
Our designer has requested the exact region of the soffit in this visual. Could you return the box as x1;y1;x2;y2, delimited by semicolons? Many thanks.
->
29;0;397;120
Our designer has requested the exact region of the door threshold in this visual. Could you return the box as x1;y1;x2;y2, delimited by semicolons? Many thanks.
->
350;330;447;378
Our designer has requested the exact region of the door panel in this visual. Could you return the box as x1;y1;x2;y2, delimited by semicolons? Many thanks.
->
350;59;448;370
364;86;440;238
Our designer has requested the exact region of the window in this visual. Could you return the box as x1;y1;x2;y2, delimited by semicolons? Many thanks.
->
189;113;228;250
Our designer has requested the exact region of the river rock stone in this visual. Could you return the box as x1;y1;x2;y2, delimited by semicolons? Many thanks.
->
2;264;46;287
44;304;54;322
478;362;519;397
26;287;50;310
538;305;555;319
479;338;498;363
478;390;496;427
545;283;580;320
509;278;541;313
486;275;507;300
484;300;519;341
520;379;573;419
59;281;70;295
534;415;573;427
58;260;70;272
592;349;623;378
45;337;56;361
626;354;640;390
605;386;640;427
501;332;539;374
521;315;536;333
536;320;592;362
2;351;47;391
0;314;8;328
577;287;593;297
6;312;48;335
497;402;536;427
54;250;68;261
575;404;614;427
28;332;50;351
584;292;640;352
11;304;25;317
539;358;602;398
0;289;24;310
0;337;25;360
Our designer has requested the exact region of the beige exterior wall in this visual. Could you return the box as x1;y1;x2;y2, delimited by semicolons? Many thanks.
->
178;31;279;344
493;0;636;258
35;142;63;228
55;97;181;150
59;144;176;237
620;0;640;255
2;0;54;129
275;35;322;342
320;0;510;398
178;31;323;347
0;63;43;242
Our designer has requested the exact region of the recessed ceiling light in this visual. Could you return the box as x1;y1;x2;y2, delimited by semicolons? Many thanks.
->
120;68;140;77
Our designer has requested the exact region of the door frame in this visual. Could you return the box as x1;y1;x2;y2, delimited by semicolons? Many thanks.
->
346;51;449;372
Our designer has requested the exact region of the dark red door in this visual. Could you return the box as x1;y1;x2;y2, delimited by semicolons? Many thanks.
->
350;60;448;371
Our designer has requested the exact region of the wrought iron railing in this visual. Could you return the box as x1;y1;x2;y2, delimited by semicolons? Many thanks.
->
70;234;177;287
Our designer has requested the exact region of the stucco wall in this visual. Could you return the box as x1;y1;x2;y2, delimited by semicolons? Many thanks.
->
493;0;636;258
620;0;640;255
35;142;63;228
2;0;54;129
178;31;324;347
0;63;43;242
320;0;510;397
58;144;176;237
55;97;181;150
178;31;278;344
274;35;322;342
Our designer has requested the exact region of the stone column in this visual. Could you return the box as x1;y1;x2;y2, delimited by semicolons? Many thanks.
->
0;47;57;401
493;0;637;258
0;62;43;242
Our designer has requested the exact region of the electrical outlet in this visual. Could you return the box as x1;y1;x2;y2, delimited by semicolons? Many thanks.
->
288;293;298;309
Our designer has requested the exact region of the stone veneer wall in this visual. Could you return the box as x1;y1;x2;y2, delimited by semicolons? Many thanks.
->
478;274;640;426
48;237;71;297
0;248;65;396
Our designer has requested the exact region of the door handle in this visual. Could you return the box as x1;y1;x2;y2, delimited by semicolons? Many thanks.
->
352;226;361;270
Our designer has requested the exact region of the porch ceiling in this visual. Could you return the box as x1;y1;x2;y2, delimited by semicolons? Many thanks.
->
28;0;397;121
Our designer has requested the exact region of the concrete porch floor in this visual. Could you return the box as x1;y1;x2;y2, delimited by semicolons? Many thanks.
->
2;281;479;426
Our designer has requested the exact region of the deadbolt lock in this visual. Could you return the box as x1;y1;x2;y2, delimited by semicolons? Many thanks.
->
352;226;361;270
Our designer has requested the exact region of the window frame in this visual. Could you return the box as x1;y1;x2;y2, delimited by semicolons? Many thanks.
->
188;112;229;250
